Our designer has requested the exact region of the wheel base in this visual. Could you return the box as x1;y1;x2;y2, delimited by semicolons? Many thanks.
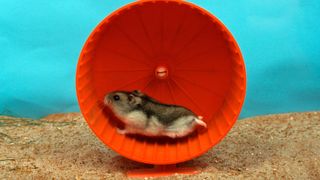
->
127;164;200;178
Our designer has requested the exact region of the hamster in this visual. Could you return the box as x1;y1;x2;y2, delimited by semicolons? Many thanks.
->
104;90;207;138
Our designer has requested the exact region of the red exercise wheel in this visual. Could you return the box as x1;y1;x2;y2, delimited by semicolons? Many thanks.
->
76;0;246;165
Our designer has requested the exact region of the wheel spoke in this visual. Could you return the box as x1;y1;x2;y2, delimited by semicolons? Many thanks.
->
174;48;213;68
175;68;216;72
173;22;209;61
141;77;155;92
166;80;176;104
160;6;164;54
167;11;188;53
114;23;152;60
104;48;153;67
135;8;155;56
172;74;223;98
95;69;150;73
115;74;152;90
170;78;204;115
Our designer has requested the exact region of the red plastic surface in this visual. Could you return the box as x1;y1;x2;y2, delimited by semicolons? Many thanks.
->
76;0;246;165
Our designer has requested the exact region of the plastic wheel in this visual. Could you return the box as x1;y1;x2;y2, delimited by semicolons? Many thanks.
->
76;0;246;165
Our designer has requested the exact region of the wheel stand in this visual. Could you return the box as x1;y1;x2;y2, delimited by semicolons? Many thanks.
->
127;164;199;178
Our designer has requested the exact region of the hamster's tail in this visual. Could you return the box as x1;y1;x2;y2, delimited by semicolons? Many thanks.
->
195;116;207;128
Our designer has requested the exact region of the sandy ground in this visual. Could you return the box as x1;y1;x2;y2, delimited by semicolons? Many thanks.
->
0;112;319;179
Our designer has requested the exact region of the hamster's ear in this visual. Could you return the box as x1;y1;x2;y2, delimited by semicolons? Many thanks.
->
132;90;143;97
128;94;142;106
128;94;134;102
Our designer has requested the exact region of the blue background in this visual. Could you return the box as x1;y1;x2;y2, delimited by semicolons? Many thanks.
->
1;0;319;119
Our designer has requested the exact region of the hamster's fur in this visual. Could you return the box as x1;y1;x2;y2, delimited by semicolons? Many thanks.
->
104;90;207;138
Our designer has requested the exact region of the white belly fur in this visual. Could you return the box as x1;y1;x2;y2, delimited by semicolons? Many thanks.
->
124;111;147;129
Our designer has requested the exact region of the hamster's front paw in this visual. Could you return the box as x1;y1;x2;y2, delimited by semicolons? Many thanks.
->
132;90;144;97
116;128;127;135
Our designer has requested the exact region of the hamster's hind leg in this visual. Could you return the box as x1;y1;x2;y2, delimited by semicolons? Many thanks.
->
163;127;193;138
163;116;195;138
194;117;207;128
164;126;193;138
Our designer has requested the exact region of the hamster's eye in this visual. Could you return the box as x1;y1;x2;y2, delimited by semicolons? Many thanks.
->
113;95;120;101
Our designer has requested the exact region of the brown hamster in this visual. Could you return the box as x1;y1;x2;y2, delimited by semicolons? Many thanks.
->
104;90;207;138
